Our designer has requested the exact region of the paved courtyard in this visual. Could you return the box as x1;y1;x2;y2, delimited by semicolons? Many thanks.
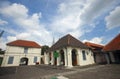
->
0;64;120;79
64;64;120;79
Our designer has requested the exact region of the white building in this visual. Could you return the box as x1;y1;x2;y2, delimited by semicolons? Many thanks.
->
1;40;41;67
45;34;95;67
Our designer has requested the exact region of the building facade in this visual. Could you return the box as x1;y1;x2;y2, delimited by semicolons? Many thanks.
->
85;42;107;64
45;34;95;67
1;40;41;67
0;49;4;66
103;33;120;64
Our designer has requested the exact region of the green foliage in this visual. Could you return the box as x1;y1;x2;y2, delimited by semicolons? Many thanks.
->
41;45;49;55
53;51;59;58
0;48;5;55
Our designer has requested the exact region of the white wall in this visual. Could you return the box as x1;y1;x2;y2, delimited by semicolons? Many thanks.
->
79;49;94;66
49;46;95;67
67;47;94;67
2;46;41;67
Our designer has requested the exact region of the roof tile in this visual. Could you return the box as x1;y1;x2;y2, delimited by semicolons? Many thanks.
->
103;33;120;51
50;34;88;51
7;40;41;48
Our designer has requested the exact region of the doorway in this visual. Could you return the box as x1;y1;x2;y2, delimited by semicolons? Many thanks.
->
60;50;65;65
20;57;28;66
114;50;120;64
72;49;78;66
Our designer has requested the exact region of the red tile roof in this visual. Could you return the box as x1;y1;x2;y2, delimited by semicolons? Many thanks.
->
103;33;120;52
7;40;41;48
50;34;88;51
85;42;104;49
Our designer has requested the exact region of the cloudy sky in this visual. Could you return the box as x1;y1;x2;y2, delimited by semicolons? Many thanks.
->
0;0;120;50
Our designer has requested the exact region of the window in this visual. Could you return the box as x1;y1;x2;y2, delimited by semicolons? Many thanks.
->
82;50;86;60
8;56;14;64
24;48;28;54
34;56;37;63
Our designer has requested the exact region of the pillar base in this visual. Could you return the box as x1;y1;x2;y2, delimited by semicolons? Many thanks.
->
66;65;73;69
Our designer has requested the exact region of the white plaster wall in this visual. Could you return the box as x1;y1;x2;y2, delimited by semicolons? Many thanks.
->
1;45;41;67
66;47;94;67
1;55;20;67
0;55;3;57
6;46;23;54
79;49;94;66
44;52;50;64
67;47;73;67
49;47;94;67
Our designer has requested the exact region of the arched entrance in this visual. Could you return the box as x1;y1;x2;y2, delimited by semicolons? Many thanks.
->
20;57;28;66
72;49;78;66
60;50;65;65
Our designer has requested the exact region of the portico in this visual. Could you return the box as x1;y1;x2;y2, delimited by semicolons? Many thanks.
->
49;34;95;67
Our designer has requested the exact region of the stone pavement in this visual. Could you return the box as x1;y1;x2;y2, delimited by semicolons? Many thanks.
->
64;64;120;79
0;65;72;79
0;64;120;79
44;64;105;79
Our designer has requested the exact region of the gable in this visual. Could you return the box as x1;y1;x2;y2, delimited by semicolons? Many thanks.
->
50;34;88;51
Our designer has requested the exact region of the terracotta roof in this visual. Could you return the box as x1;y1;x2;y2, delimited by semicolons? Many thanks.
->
85;42;104;53
85;42;104;49
103;33;120;52
50;34;88;51
7;40;41;48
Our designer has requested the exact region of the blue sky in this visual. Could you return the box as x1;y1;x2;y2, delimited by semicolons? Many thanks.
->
0;0;120;50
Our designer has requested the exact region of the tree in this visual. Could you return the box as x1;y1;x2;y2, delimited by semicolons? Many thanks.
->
41;45;49;55
0;48;5;54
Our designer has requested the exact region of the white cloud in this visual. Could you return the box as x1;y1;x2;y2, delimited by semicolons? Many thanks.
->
7;36;17;42
50;0;117;39
0;19;8;25
0;3;28;19
0;3;53;47
16;33;31;39
0;38;6;50
0;0;119;50
80;0;116;23
69;30;83;39
50;0;85;38
105;6;120;29
83;37;103;44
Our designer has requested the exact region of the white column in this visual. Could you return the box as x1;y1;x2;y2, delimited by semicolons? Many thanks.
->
44;52;49;64
51;52;54;65
89;50;95;64
67;47;72;67
57;51;60;66
57;56;60;66
77;50;81;66
63;48;67;66
1;55;7;67
109;52;115;63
